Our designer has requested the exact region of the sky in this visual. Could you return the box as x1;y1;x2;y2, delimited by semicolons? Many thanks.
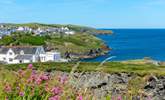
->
0;0;165;28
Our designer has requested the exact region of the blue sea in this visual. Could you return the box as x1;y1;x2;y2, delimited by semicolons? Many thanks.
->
83;29;165;62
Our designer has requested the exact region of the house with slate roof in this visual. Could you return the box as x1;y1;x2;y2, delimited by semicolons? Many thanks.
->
0;46;46;64
0;46;63;64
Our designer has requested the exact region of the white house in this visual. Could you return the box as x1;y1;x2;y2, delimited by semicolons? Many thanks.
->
0;46;62;64
17;27;24;31
45;51;61;62
65;31;75;35
0;25;4;28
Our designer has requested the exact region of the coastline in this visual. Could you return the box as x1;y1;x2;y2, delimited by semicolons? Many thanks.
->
74;45;111;61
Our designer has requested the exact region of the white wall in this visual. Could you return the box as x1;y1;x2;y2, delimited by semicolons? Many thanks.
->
46;52;61;62
0;54;7;62
39;54;46;62
6;49;16;64
13;59;32;64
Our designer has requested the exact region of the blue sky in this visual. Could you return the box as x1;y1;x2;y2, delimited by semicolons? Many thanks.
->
0;0;165;28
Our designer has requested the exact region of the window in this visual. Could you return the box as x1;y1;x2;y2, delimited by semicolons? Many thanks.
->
20;50;24;55
19;60;23;63
9;58;13;62
9;52;13;55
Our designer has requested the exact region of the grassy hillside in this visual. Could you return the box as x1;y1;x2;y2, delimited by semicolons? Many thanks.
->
0;23;112;58
2;60;165;76
0;32;104;54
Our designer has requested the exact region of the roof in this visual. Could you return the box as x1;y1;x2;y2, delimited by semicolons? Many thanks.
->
0;46;42;54
0;47;9;54
15;55;33;60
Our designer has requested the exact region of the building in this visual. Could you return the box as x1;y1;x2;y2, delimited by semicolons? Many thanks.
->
0;46;62;64
17;27;24;31
65;31;75;35
45;51;61;62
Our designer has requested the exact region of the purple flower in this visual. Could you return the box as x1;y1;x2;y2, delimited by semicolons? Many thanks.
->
40;74;49;81
45;83;50;92
49;95;60;100
28;64;33;69
18;69;25;77
16;86;20;90
51;87;62;95
77;95;83;100
117;95;122;100
27;73;36;83
4;84;12;93
59;75;68;84
111;96;115;100
147;95;152;100
19;92;24;96
35;77;42;85
32;70;37;75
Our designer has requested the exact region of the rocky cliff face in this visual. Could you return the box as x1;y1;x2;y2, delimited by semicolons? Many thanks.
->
52;71;165;100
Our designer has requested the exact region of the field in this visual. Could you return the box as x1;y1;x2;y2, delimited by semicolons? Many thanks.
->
2;60;165;76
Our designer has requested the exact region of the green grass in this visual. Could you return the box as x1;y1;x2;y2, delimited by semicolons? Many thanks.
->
47;33;103;54
0;32;104;54
0;23;111;55
1;62;165;76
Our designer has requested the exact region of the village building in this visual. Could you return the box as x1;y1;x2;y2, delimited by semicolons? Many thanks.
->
0;46;63;64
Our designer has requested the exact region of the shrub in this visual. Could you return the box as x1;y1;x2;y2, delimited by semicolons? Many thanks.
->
0;64;90;100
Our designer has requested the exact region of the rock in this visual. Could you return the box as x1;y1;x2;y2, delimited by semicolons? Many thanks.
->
50;71;165;100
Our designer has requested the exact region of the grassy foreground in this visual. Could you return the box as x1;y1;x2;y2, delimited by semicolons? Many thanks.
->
1;60;165;76
0;61;162;99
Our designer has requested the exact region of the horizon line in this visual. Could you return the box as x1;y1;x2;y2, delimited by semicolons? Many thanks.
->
0;22;165;29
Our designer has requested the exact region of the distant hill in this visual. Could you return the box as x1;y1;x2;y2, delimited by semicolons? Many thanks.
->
0;23;113;34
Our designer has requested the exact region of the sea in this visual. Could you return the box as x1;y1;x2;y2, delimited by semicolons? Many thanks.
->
83;29;165;62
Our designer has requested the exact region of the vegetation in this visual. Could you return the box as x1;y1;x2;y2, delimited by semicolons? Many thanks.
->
0;64;91;100
0;32;104;54
1;60;165;76
0;62;155;100
0;23;112;56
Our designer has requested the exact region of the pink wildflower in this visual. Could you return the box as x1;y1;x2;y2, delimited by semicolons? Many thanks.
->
16;86;20;90
18;69;25;77
19;92;24;96
40;74;49;81
51;87;62;95
77;95;83;100
147;95;152;100
27;73;36;83
32;70;37;74
49;95;60;100
35;78;42;85
59;75;68;84
117;95;122;100
111;96;115;100
28;64;33;69
4;84;12;93
45;82;50;92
